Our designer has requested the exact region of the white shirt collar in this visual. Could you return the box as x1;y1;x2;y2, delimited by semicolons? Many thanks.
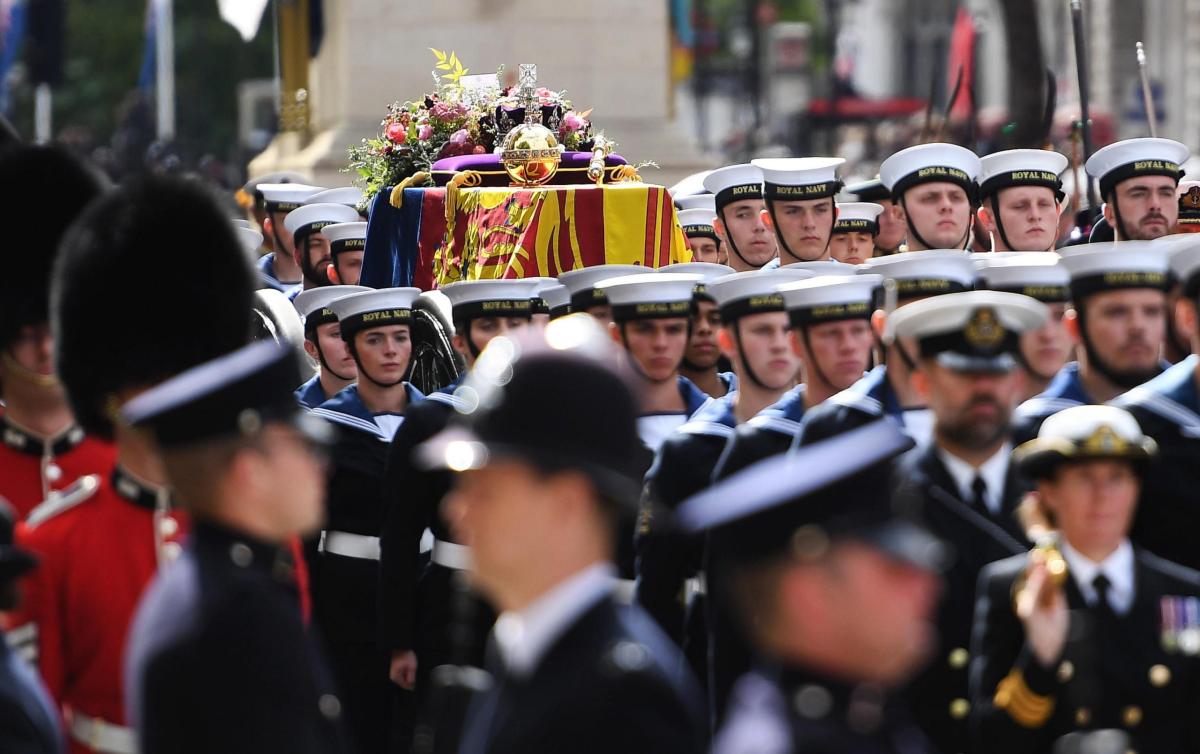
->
935;442;1011;515
1062;539;1136;615
492;562;616;678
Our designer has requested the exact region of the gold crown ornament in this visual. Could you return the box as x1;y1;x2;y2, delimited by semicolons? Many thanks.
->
500;64;564;187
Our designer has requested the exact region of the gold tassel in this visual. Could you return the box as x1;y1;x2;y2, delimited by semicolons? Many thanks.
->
388;171;431;209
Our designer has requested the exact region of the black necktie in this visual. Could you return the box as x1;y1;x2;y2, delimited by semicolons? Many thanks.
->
1093;573;1115;616
971;475;989;513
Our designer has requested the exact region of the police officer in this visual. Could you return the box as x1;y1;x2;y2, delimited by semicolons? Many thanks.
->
845;176;905;255
556;264;644;324
1014;242;1171;442
703;165;779;271
975;149;1069;252
293;286;370;409
1114;239;1200;571
11;176;260;754
123;341;350;754
283;202;360;297
420;318;706;753
885;290;1048;754
0;146;115;518
309;287;424;754
829;203;886;265
752;158;845;267
635;269;803;687
800;251;978;446
1085;137;1189;242
378;279;537;724
659;262;737;399
970;405;1200;753
677;420;944;754
976;255;1073;401
879;143;981;251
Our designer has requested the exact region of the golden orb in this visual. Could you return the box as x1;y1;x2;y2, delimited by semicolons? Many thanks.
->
501;123;563;187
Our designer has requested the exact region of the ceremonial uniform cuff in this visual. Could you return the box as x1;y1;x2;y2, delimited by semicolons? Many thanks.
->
993;647;1059;728
1015;644;1059;695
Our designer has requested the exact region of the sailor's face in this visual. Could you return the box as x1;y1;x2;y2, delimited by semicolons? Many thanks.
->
1110;175;1179;240
1081;288;1166;379
687;236;721;264
794;318;873;392
990;186;1060;251
622;317;689;383
874;199;906;252
1020;302;1071;383
766;197;835;262
686;300;722;371
305;234;333;278
730;311;797;390
354;325;412;383
316;322;357;379
333;251;365;286
829;230;876;265
717;199;777;270
901;182;971;249
919;362;1023;451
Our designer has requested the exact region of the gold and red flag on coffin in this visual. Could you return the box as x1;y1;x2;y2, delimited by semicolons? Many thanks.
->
431;183;693;286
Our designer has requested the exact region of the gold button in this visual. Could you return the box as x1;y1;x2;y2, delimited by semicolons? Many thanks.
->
949;698;970;719
1149;664;1171;687
1075;707;1091;726
1122;705;1142;727
948;648;969;669
1057;661;1074;682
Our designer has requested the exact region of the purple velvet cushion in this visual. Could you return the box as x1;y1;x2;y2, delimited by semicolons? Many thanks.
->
430;152;628;187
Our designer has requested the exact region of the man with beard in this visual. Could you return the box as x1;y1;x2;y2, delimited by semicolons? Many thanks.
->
975;150;1069;252
1085;138;1189;242
976;255;1074;401
703;165;779;271
886;290;1047;754
659;262;736;398
879;143;981;251
282;202;360;298
292;286;369;408
846;176;906;256
828;202;885;265
751;158;844;267
257;182;322;295
1114;239;1200;571
1014;243;1170;442
678;210;724;265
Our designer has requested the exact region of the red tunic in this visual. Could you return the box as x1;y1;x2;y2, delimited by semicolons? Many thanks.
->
10;467;187;754
0;414;116;519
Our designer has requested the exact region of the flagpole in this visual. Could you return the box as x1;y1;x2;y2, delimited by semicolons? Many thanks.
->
155;0;175;140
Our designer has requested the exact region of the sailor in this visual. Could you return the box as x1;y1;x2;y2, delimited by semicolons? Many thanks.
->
703;165;779;271
970;405;1200;754
322;222;369;286
282;202;360;296
557;264;644;324
1085;137;1189;241
976;149;1069;252
306;186;367;216
678;421;943;754
1014;242;1171;442
879;142;981;251
752;157;845;267
885;290;1048;753
799;250;979;446
378;278;538;726
828;202;885;265
419;318;706;753
845;175;906;255
292;286;370;409
679;209;723;265
976;254;1073;400
256;182;323;295
659;262;737;398
236;169;311;254
528;277;571;324
677;195;726;264
308;287;425;754
0;146;115;518
1113;238;1200;571
123;341;350;754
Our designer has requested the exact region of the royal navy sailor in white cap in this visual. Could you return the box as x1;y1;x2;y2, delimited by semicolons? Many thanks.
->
879;143;982;251
292;285;371;408
1085;137;1190;241
321;222;369;286
557;264;645;324
256;182;323;294
703;165;778;271
829;201;885;265
976;149;1069;252
677;208;724;265
752;157;845;267
283;202;361;296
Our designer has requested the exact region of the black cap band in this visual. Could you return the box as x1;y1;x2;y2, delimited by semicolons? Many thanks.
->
570;288;609;312
549;303;572;319
715;184;763;212
292;220;335;249
452;299;534;321
988;284;1070;303
893;278;972;298
832;218;879;235
718;293;786;322
683;224;720;242
305;306;339;329
611;300;693;321
979;170;1063;200
266;200;303;213
1070;271;1170;301
340;308;413;339
330;238;366;257
892;166;974;199
764;180;842;201
530;298;550;315
1099;160;1183;198
789;300;872;326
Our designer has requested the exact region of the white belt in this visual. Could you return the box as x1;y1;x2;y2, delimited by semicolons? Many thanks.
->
431;539;471;570
685;574;707;600
69;710;137;754
319;530;380;561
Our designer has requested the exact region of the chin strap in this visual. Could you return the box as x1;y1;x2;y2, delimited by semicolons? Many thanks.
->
718;206;767;270
347;343;408;388
766;197;835;263
1074;307;1157;389
899;195;970;250
1107;192;1134;242
313;340;355;382
618;323;686;385
1;351;61;390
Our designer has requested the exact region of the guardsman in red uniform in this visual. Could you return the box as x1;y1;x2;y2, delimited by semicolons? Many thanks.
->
9;175;260;754
0;146;114;518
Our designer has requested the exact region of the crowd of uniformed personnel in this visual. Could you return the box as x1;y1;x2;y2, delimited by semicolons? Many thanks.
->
2;120;1200;754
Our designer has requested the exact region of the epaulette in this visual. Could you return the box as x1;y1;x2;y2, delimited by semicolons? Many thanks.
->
26;474;101;527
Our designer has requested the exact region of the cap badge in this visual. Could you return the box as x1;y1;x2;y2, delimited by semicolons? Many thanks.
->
964;307;1004;350
1182;186;1200;211
1080;424;1128;455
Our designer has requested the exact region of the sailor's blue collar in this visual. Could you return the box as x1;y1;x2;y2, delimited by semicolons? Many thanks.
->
678;375;712;417
759;383;808;423
1039;362;1093;406
690;391;738;428
311;383;425;437
718;371;738;394
857;365;903;418
294;374;327;409
1134;355;1200;410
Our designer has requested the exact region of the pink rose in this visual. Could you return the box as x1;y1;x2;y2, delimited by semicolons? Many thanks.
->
418;124;433;141
385;122;407;143
472;145;487;154
536;87;552;99
450;128;470;146
563;112;586;131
